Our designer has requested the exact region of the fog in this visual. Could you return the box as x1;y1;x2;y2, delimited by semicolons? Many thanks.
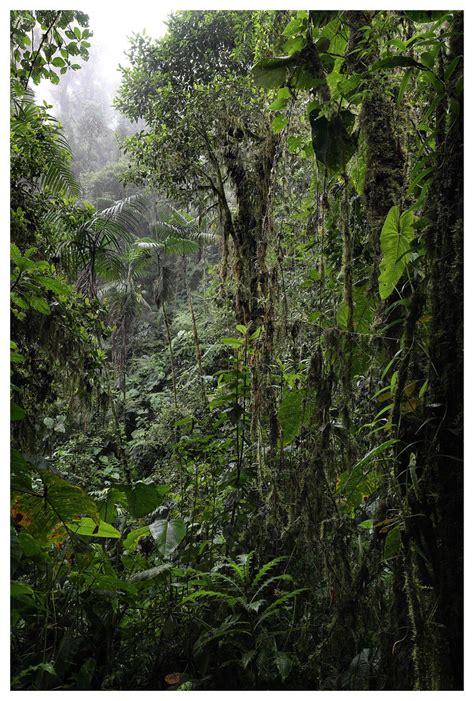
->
29;8;171;197
35;7;169;112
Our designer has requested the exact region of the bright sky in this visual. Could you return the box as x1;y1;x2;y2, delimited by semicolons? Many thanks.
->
35;7;170;107
85;6;169;81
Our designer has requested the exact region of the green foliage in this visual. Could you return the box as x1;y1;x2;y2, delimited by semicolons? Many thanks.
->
12;468;99;541
10;7;463;692
149;518;187;557
123;482;169;518
11;93;79;198
187;552;305;685
309;111;356;170
378;206;415;300
67;517;121;538
336;440;399;513
11;11;92;90
337;286;376;334
278;388;304;445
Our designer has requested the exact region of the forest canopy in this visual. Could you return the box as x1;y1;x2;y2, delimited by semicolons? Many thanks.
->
10;9;463;691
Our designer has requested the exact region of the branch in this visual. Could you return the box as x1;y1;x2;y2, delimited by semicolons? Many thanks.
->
24;11;61;90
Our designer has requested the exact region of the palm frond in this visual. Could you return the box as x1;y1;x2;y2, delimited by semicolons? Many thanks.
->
135;238;165;253
41;159;79;198
97;195;148;234
163;237;200;255
11;92;79;198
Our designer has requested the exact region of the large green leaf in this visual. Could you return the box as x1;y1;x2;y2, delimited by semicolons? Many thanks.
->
251;56;296;89
11;580;36;600
11;449;32;491
384;525;402;561
12;469;99;541
309;110;356;170
275;652;292;681
29;296;51;315
123;526;151;551
66;517;121;538
123;482;169;518
36;275;71;296
371;55;427;71
378;206;415;300
149;518;186;557
278;389;303;446
11;402;25;421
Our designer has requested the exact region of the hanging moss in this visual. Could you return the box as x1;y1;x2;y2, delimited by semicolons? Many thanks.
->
360;81;405;285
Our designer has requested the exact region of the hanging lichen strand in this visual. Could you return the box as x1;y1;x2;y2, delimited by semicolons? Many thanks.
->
11;9;462;691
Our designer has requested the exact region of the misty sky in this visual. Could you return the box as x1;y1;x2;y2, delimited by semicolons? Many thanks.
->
35;7;170;108
84;7;169;82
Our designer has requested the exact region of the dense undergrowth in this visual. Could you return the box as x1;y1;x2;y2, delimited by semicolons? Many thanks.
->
10;9;463;690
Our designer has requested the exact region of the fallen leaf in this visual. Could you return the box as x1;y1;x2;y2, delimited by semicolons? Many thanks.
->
165;672;182;685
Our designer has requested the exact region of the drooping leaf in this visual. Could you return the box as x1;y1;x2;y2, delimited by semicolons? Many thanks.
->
181;589;236;604
275;652;292;681
220;336;243;348
11;350;25;364
283;35;306;56
378;206;415;300
149;518;186;557
278;389;303;445
12;469;99;541
123;482;169;518
251;56;296;89
252;555;288;587
256;588;307;626
371;56;428;71
358;520;375;529
336;440;399;511
36;275;71;296
29;296;50;315
242;649;257;669
11;580;35;599
384;525;402;560
309;110;356;170
271;114;288;133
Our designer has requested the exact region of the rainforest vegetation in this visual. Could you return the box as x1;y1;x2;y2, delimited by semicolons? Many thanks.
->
10;9;463;691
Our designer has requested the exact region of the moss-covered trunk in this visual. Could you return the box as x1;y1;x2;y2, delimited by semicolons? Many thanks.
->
224;126;277;327
405;12;463;690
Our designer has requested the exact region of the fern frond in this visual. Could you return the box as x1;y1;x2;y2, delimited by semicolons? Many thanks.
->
256;588;307;628
250;574;294;603
252;556;288;588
